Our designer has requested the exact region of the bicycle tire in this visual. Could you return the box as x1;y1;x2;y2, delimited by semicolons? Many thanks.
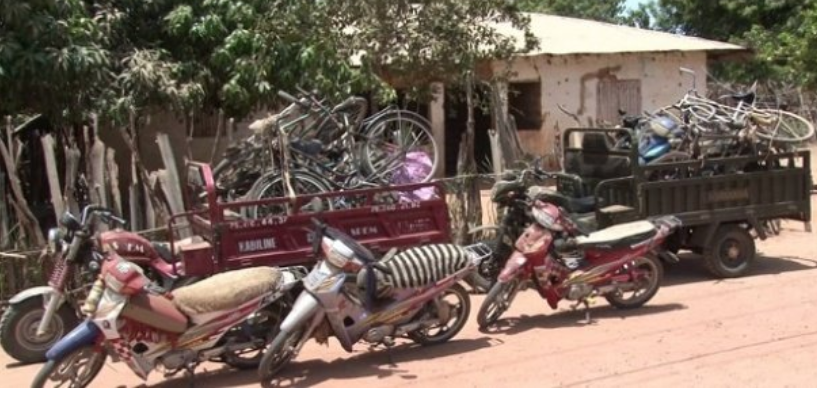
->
241;170;333;218
360;110;439;184
753;109;815;144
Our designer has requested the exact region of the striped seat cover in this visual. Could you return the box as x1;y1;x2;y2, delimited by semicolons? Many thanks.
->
359;244;472;297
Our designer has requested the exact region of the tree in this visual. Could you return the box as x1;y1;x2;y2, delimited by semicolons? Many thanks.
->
622;0;817;89
0;0;111;121
516;0;626;23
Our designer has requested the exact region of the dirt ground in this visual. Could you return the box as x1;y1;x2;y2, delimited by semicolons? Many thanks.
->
3;151;817;388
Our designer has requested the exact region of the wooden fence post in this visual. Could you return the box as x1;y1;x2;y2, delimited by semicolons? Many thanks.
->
41;134;65;219
156;133;190;238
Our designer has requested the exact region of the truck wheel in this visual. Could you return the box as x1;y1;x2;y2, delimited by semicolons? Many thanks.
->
703;225;756;278
1;297;79;364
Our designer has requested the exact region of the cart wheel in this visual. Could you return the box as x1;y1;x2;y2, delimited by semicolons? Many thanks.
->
703;225;756;278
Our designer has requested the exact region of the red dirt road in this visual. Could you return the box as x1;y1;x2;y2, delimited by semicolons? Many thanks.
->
3;223;817;388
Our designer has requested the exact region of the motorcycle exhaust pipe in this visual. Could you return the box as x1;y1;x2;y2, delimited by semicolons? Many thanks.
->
37;291;66;337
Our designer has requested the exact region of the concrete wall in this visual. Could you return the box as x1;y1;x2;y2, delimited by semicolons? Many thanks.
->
495;51;709;159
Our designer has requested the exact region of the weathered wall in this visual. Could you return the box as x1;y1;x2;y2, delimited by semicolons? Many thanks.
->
496;51;709;160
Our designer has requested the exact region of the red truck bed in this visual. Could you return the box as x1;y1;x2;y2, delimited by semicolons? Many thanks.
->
171;162;452;276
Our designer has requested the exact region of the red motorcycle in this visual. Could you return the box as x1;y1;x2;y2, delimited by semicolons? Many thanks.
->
477;199;680;329
1;205;200;363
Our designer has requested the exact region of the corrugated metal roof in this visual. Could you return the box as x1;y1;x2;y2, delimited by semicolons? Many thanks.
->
493;13;746;56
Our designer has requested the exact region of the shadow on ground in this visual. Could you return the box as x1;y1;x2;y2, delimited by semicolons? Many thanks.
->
149;337;493;388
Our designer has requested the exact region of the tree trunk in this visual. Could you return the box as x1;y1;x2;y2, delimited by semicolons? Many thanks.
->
63;142;81;215
0;127;44;246
454;72;482;244
40;134;64;220
107;148;123;217
120;119;167;224
145;172;158;230
0;170;9;248
210;110;224;163
129;158;142;231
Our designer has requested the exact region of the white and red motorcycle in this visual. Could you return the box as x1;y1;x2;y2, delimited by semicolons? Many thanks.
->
31;253;306;388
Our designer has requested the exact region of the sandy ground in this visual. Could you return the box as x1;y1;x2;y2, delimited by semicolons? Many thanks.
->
3;150;817;388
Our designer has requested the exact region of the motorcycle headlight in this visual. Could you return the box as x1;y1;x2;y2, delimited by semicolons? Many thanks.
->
321;237;362;272
47;227;64;254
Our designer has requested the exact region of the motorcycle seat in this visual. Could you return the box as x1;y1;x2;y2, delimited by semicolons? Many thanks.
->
121;293;189;334
172;267;282;318
530;187;596;214
569;212;598;235
152;236;204;263
357;244;472;298
575;220;656;250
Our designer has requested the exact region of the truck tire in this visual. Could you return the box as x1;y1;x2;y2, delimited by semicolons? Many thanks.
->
703;225;756;278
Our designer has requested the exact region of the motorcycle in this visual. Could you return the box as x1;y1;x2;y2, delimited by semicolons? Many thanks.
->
31;254;307;387
468;166;598;293
1;205;200;363
256;217;491;384
477;199;680;329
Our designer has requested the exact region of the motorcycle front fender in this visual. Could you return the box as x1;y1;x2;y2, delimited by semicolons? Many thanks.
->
45;320;101;361
280;291;322;334
9;286;63;306
498;251;528;283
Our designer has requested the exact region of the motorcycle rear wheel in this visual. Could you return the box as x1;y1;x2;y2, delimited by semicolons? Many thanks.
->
605;254;663;309
477;278;521;329
408;283;471;346
222;308;286;370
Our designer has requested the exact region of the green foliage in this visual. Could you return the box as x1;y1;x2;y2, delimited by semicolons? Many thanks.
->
0;0;111;121
621;0;817;89
516;0;626;23
0;0;536;126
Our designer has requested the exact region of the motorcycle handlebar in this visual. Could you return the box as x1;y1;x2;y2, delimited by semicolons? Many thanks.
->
80;205;127;229
277;90;309;109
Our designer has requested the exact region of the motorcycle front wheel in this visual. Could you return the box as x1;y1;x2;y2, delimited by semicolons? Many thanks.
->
30;346;106;388
1;297;79;363
605;254;664;309
257;327;304;385
477;278;521;329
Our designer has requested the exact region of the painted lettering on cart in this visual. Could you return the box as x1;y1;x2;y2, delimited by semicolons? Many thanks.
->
350;226;379;237
238;238;278;253
708;189;750;204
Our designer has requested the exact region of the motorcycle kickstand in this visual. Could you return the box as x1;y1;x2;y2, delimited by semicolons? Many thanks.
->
570;299;595;324
184;363;198;388
371;337;398;368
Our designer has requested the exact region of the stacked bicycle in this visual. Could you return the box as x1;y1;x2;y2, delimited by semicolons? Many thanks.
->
212;89;440;217
616;68;814;181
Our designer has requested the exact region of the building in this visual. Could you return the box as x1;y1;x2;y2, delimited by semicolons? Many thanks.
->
431;13;747;175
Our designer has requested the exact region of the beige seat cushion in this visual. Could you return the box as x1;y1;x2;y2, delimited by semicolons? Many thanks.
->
172;267;282;317
576;220;656;248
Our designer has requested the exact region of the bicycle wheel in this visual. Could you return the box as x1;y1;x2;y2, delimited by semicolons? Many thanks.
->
242;170;333;218
753;110;815;144
361;111;439;184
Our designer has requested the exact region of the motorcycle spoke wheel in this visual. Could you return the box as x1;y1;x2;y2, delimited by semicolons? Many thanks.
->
31;346;106;388
477;279;521;329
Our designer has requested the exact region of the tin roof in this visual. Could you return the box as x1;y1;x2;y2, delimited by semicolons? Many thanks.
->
494;13;747;56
